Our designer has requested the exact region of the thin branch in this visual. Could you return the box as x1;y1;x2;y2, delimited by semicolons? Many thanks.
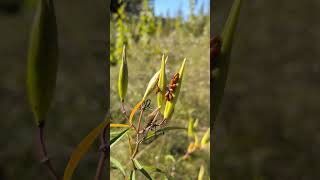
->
37;123;59;180
131;108;145;159
94;122;109;180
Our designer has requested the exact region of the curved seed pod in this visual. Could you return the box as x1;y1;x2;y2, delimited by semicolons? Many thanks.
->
142;70;160;101
157;54;167;113
200;128;210;148
212;0;241;121
142;56;168;101
163;58;186;120
27;0;58;126
118;45;128;102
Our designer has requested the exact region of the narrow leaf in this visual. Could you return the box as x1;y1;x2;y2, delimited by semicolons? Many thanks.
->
63;118;109;180
130;170;136;180
133;159;152;180
110;157;126;177
111;128;129;148
129;100;143;125
110;123;130;128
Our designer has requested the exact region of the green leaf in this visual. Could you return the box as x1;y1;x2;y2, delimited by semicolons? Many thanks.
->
133;159;152;180
110;157;126;177
111;128;129;148
63;118;109;180
212;0;241;120
27;0;58;126
130;170;136;180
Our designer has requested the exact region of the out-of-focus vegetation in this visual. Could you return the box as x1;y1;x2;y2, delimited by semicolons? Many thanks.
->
110;0;210;179
0;0;107;179
213;0;320;180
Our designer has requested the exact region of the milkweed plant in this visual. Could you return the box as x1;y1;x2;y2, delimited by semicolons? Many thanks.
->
24;0;243;179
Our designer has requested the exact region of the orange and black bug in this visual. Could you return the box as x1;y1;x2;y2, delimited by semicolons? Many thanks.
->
165;73;179;101
211;35;222;67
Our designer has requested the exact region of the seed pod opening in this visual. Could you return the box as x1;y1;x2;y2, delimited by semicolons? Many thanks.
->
27;0;58;126
118;45;128;102
163;58;186;120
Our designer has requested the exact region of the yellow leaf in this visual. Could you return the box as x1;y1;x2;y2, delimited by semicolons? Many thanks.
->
63;118;109;180
129;100;143;125
110;123;130;128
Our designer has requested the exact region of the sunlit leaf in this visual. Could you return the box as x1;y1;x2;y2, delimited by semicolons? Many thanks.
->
111;128;129;148
132;159;152;180
110;157;126;177
110;123;130;128
130;170;136;180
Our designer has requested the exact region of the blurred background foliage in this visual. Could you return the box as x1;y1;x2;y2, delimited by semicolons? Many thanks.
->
212;0;320;179
0;0;107;179
110;0;210;179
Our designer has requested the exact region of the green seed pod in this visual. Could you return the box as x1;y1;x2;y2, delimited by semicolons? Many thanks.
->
187;117;194;138
27;0;58;126
163;58;186;120
157;54;167;113
200;128;210;147
212;0;241;121
142;70;160;101
142;57;168;101
118;45;128;102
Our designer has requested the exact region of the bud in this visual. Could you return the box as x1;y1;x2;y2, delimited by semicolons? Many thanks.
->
118;45;128;102
27;0;58;126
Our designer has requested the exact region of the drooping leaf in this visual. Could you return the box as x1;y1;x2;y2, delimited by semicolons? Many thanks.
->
129;100;143;125
110;157;126;177
63;118;109;180
111;128;129;148
132;159;152;180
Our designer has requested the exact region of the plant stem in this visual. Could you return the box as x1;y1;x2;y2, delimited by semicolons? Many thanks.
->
131;108;144;159
37;123;59;180
120;101;129;120
94;124;109;180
